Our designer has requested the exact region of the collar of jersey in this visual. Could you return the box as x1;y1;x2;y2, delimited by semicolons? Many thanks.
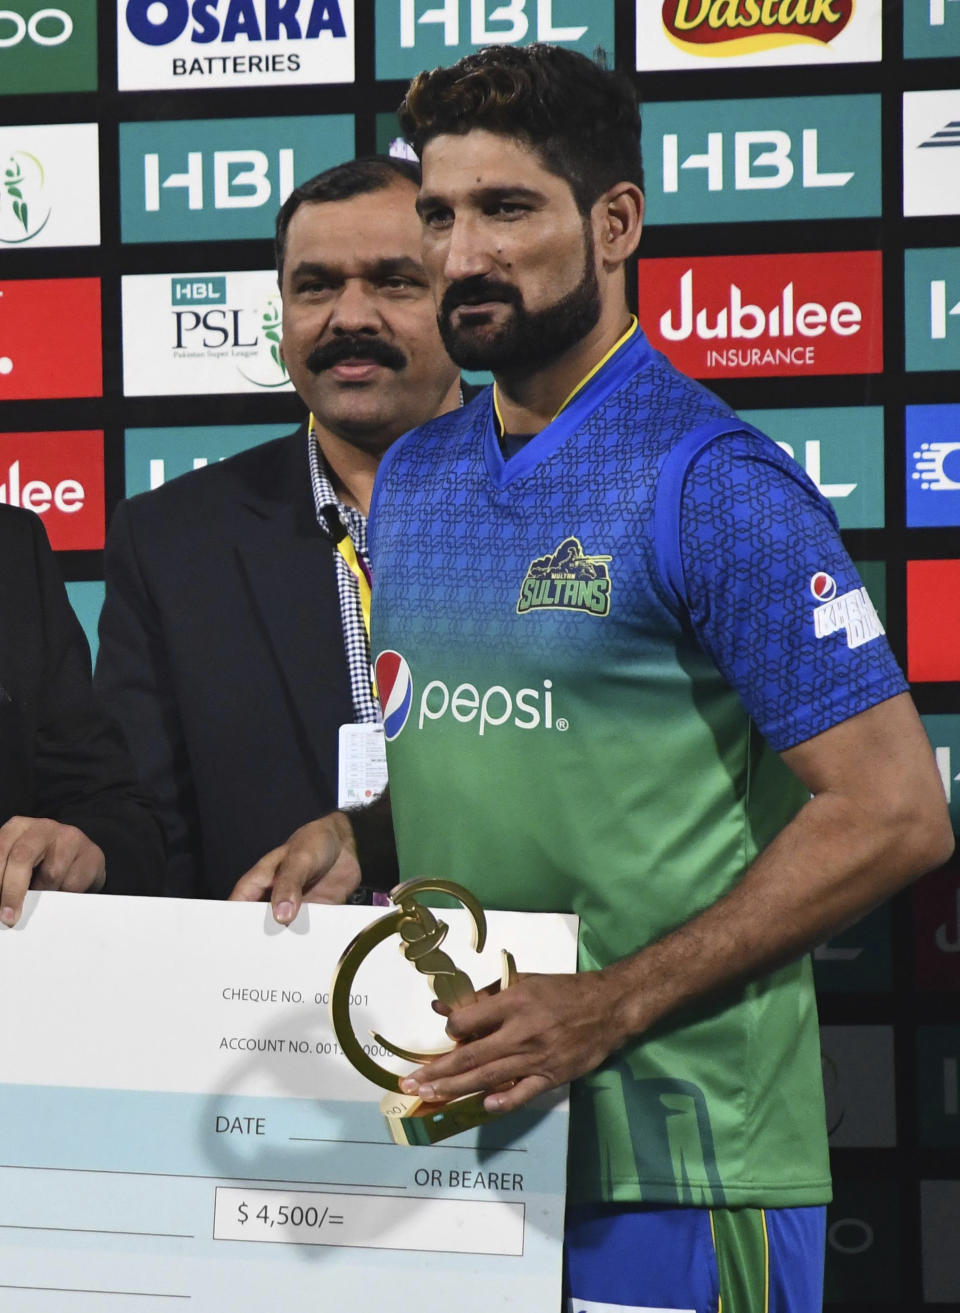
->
482;317;651;489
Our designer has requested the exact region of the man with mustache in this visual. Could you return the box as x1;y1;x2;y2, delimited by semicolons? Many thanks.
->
95;157;460;899
233;48;953;1310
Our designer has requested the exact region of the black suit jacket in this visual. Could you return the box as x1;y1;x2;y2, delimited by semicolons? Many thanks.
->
0;506;164;894
95;425;355;900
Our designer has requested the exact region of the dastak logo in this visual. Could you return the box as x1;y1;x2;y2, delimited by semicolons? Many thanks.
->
517;536;612;617
662;0;854;56
376;651;413;741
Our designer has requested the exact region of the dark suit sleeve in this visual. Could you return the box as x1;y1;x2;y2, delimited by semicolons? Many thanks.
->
95;499;201;897
26;514;165;895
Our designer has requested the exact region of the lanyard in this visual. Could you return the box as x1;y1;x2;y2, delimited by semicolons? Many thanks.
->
334;532;377;699
309;414;376;693
335;530;372;643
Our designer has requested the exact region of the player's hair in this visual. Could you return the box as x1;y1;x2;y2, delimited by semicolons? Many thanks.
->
275;155;421;286
398;44;643;215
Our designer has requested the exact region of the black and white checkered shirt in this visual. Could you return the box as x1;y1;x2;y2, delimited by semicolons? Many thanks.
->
307;432;380;725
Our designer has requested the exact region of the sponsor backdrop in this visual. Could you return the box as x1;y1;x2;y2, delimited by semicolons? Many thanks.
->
0;1;958;1304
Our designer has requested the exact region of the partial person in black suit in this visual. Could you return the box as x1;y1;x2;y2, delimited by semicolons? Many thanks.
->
0;505;164;926
95;157;463;900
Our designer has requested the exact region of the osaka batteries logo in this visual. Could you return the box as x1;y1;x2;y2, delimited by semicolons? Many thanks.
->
661;0;854;55
376;650;413;741
0;151;50;244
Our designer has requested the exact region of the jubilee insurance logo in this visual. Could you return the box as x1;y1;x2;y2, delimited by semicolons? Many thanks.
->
0;430;104;550
641;251;883;379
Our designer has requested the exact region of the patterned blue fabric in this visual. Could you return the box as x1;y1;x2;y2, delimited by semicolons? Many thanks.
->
681;433;906;751
370;326;905;753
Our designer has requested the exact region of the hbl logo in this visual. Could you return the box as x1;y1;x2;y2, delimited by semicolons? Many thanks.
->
119;115;352;242
143;150;294;214
644;95;880;226
375;0;614;78
905;248;960;372
905;0;960;58
124;424;289;495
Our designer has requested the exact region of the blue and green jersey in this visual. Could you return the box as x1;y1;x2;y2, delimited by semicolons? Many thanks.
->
368;325;905;1207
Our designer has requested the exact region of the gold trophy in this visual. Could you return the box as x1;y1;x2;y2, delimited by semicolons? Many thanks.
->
330;878;517;1146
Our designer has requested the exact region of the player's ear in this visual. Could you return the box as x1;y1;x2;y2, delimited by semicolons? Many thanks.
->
595;183;644;269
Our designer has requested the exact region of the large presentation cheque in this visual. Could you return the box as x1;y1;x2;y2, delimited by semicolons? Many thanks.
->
0;893;578;1312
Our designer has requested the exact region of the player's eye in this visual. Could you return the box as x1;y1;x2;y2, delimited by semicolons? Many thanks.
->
421;206;453;229
490;200;528;218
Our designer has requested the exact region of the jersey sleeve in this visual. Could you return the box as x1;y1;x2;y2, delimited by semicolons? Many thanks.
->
679;430;907;752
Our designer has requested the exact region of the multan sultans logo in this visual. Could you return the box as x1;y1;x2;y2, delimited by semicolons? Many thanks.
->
516;537;612;617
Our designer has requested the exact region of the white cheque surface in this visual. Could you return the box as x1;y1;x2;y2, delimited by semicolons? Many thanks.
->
0;893;578;1312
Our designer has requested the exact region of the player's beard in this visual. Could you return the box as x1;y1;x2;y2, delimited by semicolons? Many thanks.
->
437;228;601;374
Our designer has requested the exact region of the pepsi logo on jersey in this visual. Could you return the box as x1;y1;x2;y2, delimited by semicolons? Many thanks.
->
375;650;414;742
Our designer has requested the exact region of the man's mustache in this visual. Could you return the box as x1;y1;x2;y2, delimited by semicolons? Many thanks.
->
306;335;407;374
440;277;522;318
